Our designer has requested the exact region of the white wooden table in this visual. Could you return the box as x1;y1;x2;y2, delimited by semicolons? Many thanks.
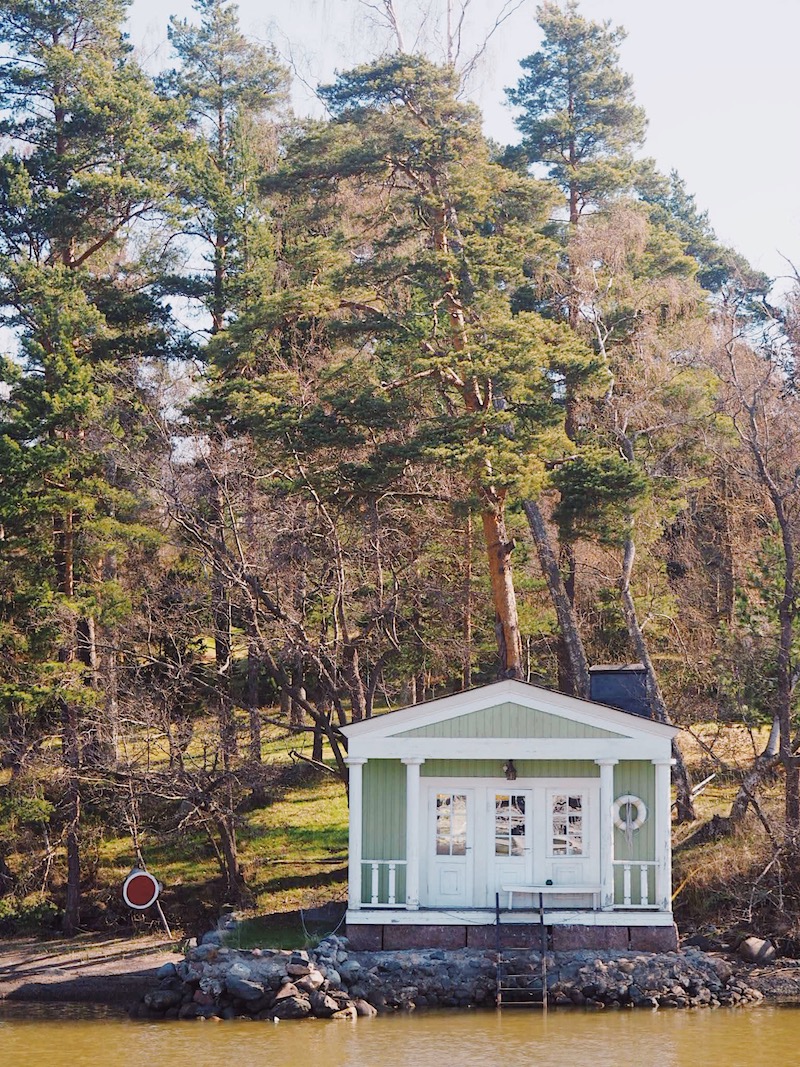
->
502;884;603;911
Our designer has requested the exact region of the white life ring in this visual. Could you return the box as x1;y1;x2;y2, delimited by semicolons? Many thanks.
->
613;794;647;831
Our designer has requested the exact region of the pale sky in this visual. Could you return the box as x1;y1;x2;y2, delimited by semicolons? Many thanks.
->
128;0;800;287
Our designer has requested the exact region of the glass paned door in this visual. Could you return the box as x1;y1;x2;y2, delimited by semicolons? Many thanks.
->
540;787;600;898
489;790;531;906
495;793;527;856
427;791;472;906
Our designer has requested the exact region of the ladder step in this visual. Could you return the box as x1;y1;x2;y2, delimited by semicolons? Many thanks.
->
496;953;548;1010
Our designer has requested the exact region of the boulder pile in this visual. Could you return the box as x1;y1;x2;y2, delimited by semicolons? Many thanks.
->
132;935;370;1021
499;947;763;1009
131;934;763;1020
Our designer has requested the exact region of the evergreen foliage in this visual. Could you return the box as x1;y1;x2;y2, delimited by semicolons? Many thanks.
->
0;0;797;930
507;0;647;220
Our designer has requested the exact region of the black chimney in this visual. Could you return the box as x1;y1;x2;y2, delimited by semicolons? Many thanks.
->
589;664;650;718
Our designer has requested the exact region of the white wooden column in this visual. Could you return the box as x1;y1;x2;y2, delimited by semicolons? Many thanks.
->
402;757;426;910
345;757;368;910
596;757;618;910
653;757;674;912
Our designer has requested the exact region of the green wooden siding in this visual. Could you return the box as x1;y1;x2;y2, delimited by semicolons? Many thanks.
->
396;701;620;739
361;759;407;902
613;760;656;906
357;757;659;908
421;759;600;778
362;759;406;858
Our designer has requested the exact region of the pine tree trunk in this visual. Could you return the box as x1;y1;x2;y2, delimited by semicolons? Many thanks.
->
523;499;590;698
773;500;799;839
101;550;120;764
212;487;237;768
619;538;695;822
55;508;82;935
215;809;244;902
728;717;779;824
289;656;306;729
342;644;368;721
60;698;81;936
481;504;523;679
312;697;329;762
432;202;525;682
463;513;473;689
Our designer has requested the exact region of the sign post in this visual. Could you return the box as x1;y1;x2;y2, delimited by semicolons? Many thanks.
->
122;868;173;940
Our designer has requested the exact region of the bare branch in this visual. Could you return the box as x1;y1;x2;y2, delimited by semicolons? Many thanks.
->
359;0;406;52
458;0;529;83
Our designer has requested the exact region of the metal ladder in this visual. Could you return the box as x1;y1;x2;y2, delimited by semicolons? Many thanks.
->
496;952;547;1009
494;892;548;1010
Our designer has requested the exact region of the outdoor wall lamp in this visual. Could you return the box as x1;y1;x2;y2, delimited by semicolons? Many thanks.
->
503;759;517;781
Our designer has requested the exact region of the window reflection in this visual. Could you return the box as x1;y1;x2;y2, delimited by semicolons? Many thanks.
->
552;793;583;856
495;793;526;856
436;793;467;856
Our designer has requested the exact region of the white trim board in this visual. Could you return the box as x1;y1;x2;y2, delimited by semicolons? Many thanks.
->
346;909;675;927
348;738;668;760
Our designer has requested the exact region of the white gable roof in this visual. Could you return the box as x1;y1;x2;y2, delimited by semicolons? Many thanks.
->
342;679;676;763
342;678;677;740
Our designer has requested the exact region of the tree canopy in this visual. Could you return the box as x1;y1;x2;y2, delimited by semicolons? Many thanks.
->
1;0;799;932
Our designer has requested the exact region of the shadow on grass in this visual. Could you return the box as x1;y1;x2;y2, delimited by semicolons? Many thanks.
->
241;825;348;852
229;901;347;950
256;865;347;896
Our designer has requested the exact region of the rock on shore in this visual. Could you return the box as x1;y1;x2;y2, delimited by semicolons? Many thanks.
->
131;935;763;1020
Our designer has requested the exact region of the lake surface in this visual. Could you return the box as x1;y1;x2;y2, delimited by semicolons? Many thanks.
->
1;1003;797;1066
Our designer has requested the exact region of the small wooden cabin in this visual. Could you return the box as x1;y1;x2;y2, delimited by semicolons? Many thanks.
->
342;678;678;951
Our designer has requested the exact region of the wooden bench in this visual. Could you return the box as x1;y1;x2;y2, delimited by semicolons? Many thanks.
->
502;884;603;911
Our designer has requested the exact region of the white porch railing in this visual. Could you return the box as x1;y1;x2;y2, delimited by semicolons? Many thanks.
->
361;859;407;907
612;860;659;909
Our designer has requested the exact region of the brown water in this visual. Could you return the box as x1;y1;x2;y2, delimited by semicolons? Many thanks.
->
0;1003;797;1067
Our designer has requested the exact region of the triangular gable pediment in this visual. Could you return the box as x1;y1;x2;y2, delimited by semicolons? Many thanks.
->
341;678;677;743
394;702;619;740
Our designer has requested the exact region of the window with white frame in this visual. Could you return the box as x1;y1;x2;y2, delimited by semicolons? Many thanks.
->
551;793;584;856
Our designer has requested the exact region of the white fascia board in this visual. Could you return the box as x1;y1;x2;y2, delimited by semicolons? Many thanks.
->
340;678;676;742
346;736;669;762
346;909;674;927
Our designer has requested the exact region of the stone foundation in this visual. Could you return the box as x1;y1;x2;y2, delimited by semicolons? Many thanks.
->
132;932;763;1019
383;925;467;951
348;923;678;953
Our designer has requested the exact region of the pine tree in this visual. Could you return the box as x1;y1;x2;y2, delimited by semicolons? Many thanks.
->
502;3;647;695
245;55;600;681
162;0;289;765
164;0;289;334
507;0;646;226
0;0;182;932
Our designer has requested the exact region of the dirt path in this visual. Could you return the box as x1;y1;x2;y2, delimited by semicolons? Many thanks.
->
0;933;178;1005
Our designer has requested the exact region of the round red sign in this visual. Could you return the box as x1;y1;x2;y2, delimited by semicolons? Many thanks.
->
122;869;160;910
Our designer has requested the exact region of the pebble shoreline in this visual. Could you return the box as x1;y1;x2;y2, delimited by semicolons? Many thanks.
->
130;932;764;1020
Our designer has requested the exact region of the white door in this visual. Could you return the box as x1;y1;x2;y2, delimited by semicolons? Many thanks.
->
536;787;601;904
427;790;473;907
488;790;532;907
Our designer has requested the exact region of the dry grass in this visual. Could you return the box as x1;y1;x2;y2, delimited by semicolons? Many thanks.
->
669;725;800;945
677;721;774;782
